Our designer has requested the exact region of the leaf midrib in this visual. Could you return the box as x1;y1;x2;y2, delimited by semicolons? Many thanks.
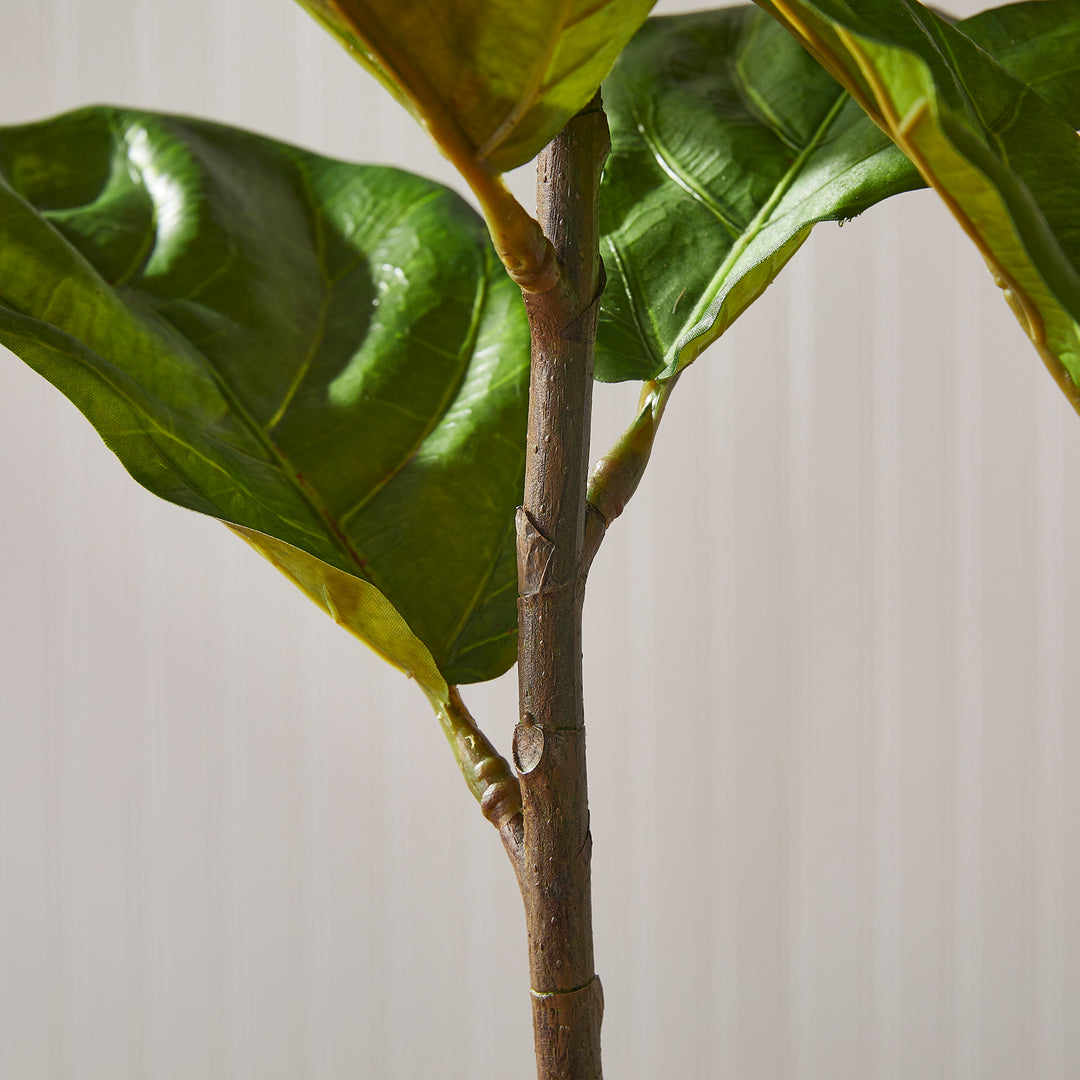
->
144;169;471;591
6;137;377;580
672;89;849;368
144;299;375;576
337;262;490;529
476;0;577;162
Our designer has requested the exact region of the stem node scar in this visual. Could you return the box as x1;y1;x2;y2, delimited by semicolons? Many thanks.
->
513;717;545;775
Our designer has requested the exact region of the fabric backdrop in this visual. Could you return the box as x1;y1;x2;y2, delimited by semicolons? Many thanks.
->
1;1;1077;1077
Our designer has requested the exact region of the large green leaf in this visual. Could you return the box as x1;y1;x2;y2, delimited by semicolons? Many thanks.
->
755;0;1080;409
0;107;530;687
295;0;655;290
596;1;1080;383
295;0;655;174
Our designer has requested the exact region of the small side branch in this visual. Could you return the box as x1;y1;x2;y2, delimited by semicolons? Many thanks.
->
582;374;680;574
428;686;523;853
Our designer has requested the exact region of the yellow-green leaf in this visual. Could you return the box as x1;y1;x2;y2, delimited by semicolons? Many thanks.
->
297;0;655;173
756;0;1080;412
596;1;1080;382
230;525;448;702
294;0;655;289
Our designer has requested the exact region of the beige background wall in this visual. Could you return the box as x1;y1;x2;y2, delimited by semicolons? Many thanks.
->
1;1;1077;1077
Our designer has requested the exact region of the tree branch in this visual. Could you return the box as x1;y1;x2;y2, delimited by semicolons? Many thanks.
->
582;374;679;574
429;686;523;851
513;90;609;1080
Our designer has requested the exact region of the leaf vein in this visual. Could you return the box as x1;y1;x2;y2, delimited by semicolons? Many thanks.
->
628;97;743;239
675;89;849;364
337;267;490;529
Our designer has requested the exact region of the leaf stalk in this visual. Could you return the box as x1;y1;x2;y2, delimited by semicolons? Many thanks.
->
428;686;523;846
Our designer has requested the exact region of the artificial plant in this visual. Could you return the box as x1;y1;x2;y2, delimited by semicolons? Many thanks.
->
1;0;1078;1076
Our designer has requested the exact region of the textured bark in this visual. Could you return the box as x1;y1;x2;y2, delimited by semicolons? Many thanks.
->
511;93;609;1080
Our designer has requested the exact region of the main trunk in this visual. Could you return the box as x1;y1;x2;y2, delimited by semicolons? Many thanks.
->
512;94;610;1080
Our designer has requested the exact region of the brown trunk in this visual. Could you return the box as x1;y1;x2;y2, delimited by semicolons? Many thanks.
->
508;93;609;1080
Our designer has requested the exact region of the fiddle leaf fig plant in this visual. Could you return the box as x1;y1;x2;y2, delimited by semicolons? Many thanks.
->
1;1;1077;1077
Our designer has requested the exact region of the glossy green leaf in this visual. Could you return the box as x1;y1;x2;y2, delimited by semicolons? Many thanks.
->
596;6;907;380
755;0;1080;409
295;0;657;291
596;1;1080;383
0;107;530;686
294;0;655;173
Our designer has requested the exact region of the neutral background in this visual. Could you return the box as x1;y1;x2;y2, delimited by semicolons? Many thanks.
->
1;1;1077;1077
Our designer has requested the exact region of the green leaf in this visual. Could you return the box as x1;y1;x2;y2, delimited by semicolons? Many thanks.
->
754;0;1080;409
295;0;656;290
229;525;448;702
959;2;1080;130
596;1;1080;384
596;5;906;380
0;107;530;686
294;0;656;174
